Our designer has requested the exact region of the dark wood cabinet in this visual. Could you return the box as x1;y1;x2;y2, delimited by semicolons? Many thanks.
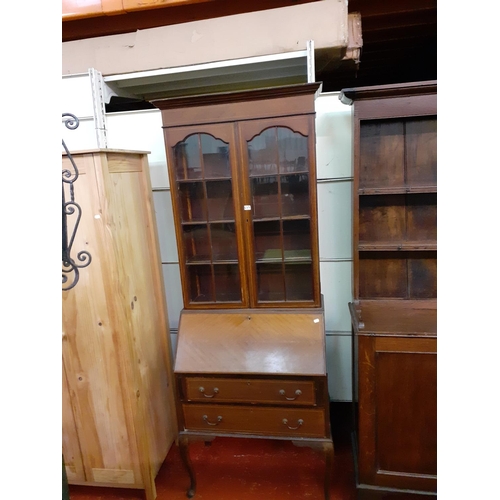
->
341;81;437;496
152;84;321;309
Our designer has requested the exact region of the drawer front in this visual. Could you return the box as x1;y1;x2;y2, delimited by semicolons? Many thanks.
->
183;404;326;438
183;377;316;405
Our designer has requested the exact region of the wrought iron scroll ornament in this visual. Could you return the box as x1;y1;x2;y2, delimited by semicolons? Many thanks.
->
62;113;92;291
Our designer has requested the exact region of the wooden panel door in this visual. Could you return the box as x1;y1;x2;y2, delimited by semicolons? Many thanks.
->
357;336;437;492
103;153;178;478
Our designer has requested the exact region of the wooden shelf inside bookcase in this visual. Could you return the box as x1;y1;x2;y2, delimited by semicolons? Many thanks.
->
358;241;437;251
358;186;437;195
181;220;236;225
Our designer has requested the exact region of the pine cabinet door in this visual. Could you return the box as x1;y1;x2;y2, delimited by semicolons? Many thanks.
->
62;152;142;487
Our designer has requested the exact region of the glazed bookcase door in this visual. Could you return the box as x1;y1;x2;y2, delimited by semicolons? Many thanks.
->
165;123;248;307
238;116;320;307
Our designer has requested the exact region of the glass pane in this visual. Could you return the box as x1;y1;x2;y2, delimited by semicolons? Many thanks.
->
201;134;231;178
254;220;281;261
282;219;311;261
251;176;279;219
187;265;213;303
211;223;238;261
214;264;242;302
206;180;234;221
278;127;308;174
285;263;314;301
281;174;310;217
247;127;278;176
257;263;285;302
182;225;210;263
178;182;206;222
173;134;202;180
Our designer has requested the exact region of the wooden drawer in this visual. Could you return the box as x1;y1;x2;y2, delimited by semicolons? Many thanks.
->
182;404;326;438
182;377;316;405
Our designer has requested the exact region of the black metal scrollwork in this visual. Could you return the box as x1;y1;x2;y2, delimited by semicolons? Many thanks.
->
62;113;92;291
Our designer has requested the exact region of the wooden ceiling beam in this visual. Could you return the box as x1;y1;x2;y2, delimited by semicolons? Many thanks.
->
348;0;436;18
62;0;319;41
359;9;436;33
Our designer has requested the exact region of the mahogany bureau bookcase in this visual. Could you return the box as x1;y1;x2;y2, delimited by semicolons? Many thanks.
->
340;81;437;497
152;83;334;499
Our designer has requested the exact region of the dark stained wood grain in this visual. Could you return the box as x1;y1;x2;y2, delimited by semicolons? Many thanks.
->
406;193;437;241
359;195;406;243
347;81;437;495
357;335;437;492
359;120;405;189
375;349;437;475
351;299;436;336
405;117;437;186
408;252;437;299
340;81;437;103
359;253;408;299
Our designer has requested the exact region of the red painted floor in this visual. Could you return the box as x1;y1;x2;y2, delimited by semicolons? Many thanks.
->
68;404;356;500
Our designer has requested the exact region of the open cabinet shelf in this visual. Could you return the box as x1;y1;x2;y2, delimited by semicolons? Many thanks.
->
341;81;437;495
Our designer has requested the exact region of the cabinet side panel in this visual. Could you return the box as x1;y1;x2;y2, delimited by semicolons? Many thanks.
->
105;155;177;476
62;154;142;485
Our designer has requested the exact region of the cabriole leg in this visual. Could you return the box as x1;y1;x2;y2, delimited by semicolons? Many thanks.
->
179;435;196;498
323;441;334;500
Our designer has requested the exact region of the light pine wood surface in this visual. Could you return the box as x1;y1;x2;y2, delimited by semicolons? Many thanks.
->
62;150;177;500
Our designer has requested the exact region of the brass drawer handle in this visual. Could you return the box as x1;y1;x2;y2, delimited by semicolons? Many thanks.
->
279;389;302;401
282;418;304;430
198;386;219;398
202;415;222;426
